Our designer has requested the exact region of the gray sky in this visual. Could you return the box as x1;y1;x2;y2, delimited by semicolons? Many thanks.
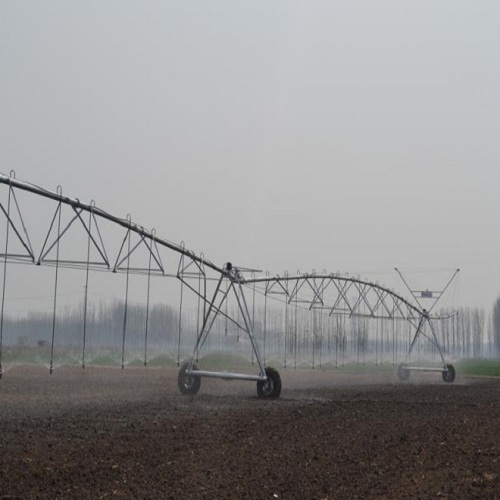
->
1;1;499;311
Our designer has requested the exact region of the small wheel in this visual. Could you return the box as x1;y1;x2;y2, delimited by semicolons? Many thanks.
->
257;367;281;399
442;364;456;383
178;361;201;395
397;362;410;381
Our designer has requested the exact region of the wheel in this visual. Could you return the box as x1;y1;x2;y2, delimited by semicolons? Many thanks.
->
178;361;201;395
257;367;281;399
397;362;410;381
442;364;456;383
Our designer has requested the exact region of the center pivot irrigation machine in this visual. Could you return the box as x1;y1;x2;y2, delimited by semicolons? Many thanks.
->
0;172;459;398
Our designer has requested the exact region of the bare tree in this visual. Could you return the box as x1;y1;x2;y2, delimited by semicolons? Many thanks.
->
471;307;485;358
487;315;494;358
492;297;500;358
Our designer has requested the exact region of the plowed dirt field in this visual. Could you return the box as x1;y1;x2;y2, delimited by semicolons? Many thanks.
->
1;365;499;499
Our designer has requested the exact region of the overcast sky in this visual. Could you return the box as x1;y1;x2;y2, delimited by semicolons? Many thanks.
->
1;1;499;310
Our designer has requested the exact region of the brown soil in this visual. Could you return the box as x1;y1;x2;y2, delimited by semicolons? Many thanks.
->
1;365;500;499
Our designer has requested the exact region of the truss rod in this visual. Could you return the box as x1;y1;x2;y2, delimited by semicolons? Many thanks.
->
246;273;421;318
0;174;222;274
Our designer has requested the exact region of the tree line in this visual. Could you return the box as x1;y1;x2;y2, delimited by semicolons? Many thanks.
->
2;298;500;364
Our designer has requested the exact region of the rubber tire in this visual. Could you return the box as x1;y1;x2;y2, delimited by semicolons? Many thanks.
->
442;364;456;383
178;361;201;395
257;367;282;399
397;362;410;381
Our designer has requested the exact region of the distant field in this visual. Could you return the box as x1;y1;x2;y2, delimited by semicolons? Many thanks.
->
2;346;500;377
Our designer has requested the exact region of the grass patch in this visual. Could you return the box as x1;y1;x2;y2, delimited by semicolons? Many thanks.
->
455;359;500;377
2;347;47;364
195;352;254;370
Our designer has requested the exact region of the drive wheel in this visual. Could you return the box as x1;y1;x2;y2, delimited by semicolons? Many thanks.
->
178;361;201;395
442;364;456;383
257;367;281;399
397;362;410;381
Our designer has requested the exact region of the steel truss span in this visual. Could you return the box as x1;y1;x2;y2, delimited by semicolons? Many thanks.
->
0;172;457;396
